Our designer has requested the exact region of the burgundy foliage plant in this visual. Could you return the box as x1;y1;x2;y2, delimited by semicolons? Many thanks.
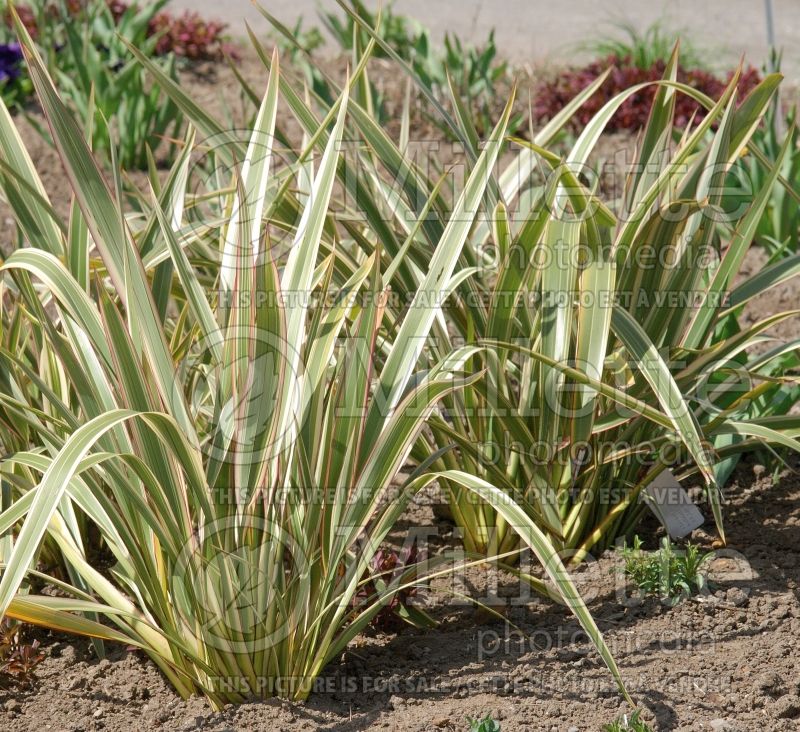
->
534;55;762;131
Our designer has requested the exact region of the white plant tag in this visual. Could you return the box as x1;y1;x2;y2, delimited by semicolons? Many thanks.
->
643;470;704;538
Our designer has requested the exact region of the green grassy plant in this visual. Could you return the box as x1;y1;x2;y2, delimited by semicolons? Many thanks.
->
725;51;800;261
468;716;501;732
603;710;653;732
621;537;712;603
271;0;519;136
319;0;419;60
26;0;183;168
582;20;705;70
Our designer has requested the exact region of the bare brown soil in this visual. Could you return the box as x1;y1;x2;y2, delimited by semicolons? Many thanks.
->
1;457;799;731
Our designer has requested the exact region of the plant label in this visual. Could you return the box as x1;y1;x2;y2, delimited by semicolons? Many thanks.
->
643;470;704;538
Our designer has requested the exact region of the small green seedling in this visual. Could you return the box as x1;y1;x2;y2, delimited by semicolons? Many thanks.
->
622;536;712;604
468;716;501;732
603;710;654;731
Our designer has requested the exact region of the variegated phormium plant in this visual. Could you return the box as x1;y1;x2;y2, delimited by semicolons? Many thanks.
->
0;12;630;707
249;5;800;560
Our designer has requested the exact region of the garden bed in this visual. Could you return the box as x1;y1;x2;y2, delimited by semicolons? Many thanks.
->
2;17;800;732
1;457;799;731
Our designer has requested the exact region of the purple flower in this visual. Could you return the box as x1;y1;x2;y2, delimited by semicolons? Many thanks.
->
0;42;24;84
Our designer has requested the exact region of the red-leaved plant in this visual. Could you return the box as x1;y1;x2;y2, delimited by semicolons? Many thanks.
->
6;0;236;61
352;544;431;632
534;55;761;131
